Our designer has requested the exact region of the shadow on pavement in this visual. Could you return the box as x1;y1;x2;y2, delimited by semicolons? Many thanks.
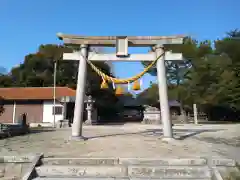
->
84;128;223;141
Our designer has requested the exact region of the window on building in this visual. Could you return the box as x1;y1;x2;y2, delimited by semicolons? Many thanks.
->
52;106;63;115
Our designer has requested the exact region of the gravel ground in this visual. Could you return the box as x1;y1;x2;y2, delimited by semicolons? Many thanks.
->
0;124;239;161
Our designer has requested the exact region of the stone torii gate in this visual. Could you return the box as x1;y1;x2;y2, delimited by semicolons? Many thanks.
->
57;33;185;140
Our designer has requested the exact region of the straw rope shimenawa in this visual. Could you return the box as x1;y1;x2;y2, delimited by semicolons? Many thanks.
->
81;50;165;94
57;33;185;92
86;51;164;84
66;38;164;92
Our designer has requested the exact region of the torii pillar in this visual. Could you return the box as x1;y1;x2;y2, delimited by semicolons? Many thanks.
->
57;34;185;140
155;45;173;139
72;44;88;137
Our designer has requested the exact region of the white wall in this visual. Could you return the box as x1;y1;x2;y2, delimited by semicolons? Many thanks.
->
43;100;64;123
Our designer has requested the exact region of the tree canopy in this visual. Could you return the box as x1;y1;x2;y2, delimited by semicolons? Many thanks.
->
1;29;240;120
139;29;240;119
0;44;120;117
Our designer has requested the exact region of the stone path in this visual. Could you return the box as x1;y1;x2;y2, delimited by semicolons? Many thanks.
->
0;124;239;161
1;124;240;179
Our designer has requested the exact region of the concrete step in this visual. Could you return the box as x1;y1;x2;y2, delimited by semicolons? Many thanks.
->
34;178;212;180
41;157;207;166
35;165;212;179
34;157;238;179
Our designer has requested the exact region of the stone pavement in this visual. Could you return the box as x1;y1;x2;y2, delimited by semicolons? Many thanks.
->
0;123;240;179
0;124;239;160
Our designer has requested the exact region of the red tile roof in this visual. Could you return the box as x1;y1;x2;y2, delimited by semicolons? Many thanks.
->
0;87;76;100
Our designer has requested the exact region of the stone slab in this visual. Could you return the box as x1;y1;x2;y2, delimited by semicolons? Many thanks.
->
211;158;236;167
22;153;43;180
36;165;212;179
0;177;20;180
3;163;22;178
119;158;207;166
128;166;212;178
36;165;127;177
42;158;119;166
42;157;210;166
33;178;117;180
212;168;224;180
0;165;4;178
21;163;34;178
0;155;35;163
33;178;212;180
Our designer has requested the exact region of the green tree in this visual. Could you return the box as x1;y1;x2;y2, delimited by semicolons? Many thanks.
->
0;75;12;87
136;83;159;106
140;32;240;120
7;44;114;92
213;29;240;108
141;37;201;120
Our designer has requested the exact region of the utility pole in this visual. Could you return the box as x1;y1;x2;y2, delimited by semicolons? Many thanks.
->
53;60;57;128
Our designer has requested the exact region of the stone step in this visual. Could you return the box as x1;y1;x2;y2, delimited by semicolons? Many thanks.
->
35;165;212;179
42;157;207;166
34;178;212;180
0;177;20;180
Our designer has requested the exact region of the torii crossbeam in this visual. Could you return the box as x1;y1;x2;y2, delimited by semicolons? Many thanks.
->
57;33;185;141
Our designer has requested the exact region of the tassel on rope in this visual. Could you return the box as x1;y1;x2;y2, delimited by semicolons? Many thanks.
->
115;85;124;95
140;79;143;87
112;82;116;89
127;82;131;91
132;80;141;91
100;79;108;89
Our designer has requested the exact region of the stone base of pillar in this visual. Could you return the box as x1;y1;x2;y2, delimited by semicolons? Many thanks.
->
161;137;175;142
70;136;88;141
141;119;161;124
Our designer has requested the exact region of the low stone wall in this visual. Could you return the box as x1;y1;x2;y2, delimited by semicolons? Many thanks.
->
29;123;53;128
0;123;30;139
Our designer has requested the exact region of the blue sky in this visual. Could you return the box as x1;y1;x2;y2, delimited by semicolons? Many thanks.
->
0;0;239;91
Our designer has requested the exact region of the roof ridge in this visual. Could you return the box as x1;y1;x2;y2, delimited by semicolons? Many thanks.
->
0;86;76;100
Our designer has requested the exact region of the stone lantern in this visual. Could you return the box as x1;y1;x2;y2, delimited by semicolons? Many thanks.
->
84;95;95;125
